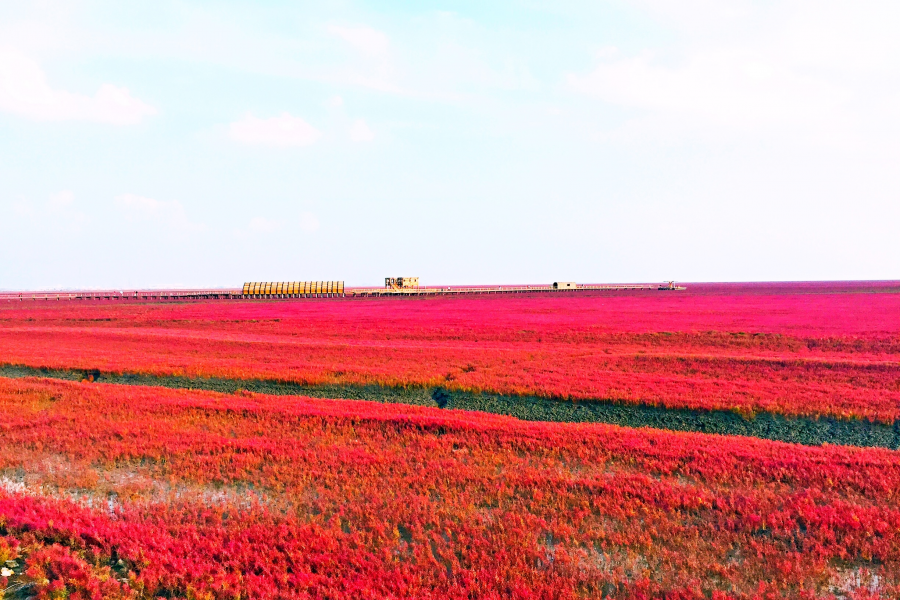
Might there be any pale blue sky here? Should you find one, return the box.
[1,1,898,289]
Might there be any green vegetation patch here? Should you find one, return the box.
[0,364,896,449]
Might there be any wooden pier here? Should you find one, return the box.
[345,283,682,297]
[0,289,244,302]
[0,283,684,303]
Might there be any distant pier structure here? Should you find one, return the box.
[348,279,686,297]
[1,279,685,302]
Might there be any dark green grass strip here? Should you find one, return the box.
[1,364,897,449]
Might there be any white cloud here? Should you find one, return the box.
[298,212,319,232]
[115,193,203,231]
[566,1,900,146]
[4,190,87,233]
[421,40,539,96]
[349,118,374,142]
[324,25,403,94]
[229,112,321,147]
[248,216,281,233]
[0,49,156,124]
[10,199,33,217]
[47,190,86,231]
[568,50,847,134]
[248,213,319,234]
[48,190,74,210]
[116,193,162,213]
[630,0,753,34]
[327,25,389,57]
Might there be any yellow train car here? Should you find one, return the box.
[242,281,345,298]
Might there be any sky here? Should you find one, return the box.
[1,0,898,289]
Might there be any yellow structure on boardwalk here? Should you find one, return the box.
[242,281,344,297]
[385,277,419,290]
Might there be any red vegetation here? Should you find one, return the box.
[1,282,900,421]
[0,376,898,599]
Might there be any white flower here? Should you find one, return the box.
[1,567,13,577]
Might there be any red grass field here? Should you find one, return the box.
[1,282,899,598]
[1,376,898,599]
[1,282,899,421]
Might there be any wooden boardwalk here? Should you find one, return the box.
[0,289,244,302]
[0,283,684,302]
[346,283,681,297]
